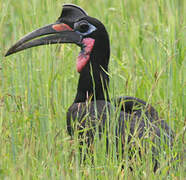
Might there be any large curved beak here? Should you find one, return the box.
[5,23,82,57]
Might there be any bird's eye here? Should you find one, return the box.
[79,23,89,32]
[75,21,89,33]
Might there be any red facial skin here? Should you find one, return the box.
[52,24,95,73]
[77,38,95,73]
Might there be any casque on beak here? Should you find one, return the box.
[5,4,88,57]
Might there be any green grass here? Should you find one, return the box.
[0,0,185,179]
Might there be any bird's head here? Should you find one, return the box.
[5,4,110,73]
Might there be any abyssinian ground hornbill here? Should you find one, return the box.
[5,4,174,171]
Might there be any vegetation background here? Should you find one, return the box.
[0,0,185,179]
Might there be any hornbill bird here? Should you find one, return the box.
[5,4,173,171]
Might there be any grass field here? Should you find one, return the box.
[0,0,185,179]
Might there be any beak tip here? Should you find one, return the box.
[5,48,15,57]
[5,50,11,57]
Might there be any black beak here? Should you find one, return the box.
[5,23,82,57]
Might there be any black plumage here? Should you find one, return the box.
[5,4,174,171]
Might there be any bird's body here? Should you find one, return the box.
[5,4,174,172]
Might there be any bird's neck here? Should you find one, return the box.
[74,29,110,103]
[74,64,110,103]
